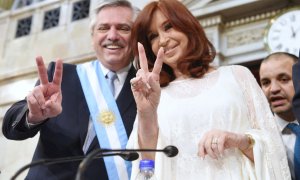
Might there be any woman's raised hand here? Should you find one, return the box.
[130,43,164,119]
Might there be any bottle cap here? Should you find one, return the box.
[139,159,155,169]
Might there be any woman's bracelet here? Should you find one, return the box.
[243,134,255,151]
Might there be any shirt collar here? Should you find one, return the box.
[100,62,131,85]
[275,114,298,132]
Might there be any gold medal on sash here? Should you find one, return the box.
[98,110,115,125]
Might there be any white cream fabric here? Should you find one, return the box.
[128,65,291,180]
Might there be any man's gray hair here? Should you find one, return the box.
[89,0,140,34]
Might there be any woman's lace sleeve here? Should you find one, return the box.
[232,65,291,180]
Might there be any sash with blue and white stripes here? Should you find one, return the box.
[76,60,131,180]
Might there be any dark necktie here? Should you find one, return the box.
[287,123,300,179]
[107,71,117,96]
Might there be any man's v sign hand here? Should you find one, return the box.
[26,56,63,124]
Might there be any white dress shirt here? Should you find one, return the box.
[100,62,131,98]
[275,114,298,179]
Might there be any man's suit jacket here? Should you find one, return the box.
[292,53,300,123]
[2,62,137,180]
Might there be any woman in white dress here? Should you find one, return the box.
[128,0,290,179]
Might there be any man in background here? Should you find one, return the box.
[2,1,139,179]
[259,52,298,180]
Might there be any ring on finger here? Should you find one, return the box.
[211,137,218,144]
[130,82,136,87]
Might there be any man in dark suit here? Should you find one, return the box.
[2,1,139,179]
[292,50,300,123]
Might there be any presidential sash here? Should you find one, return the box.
[77,60,131,180]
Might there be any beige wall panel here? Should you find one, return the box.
[0,134,38,180]
[0,77,37,104]
[2,19,92,75]
[221,19,270,65]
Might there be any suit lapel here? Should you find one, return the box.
[116,65,136,116]
[76,71,91,150]
[78,92,90,149]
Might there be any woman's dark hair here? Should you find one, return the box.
[131,0,216,87]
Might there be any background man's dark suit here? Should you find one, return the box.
[292,52,300,123]
[2,62,137,180]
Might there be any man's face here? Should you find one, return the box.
[259,56,295,116]
[92,6,133,71]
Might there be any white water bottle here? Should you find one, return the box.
[135,159,157,180]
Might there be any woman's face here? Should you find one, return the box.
[148,10,188,70]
